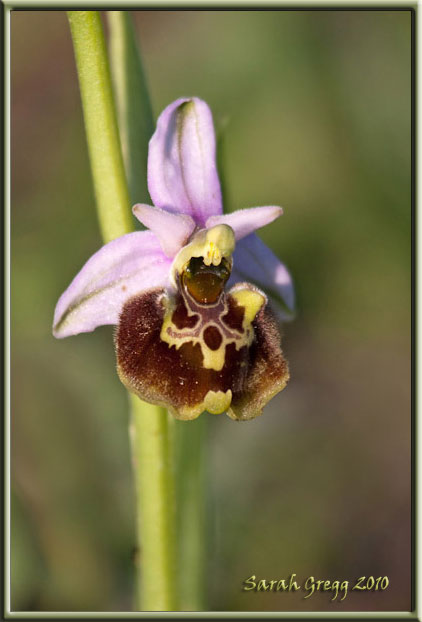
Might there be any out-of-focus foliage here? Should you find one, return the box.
[11,10,411,612]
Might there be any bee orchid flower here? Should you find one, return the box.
[53,97,294,421]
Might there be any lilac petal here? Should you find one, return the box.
[53,231,171,338]
[229,234,295,320]
[206,206,282,241]
[148,97,222,226]
[133,203,195,258]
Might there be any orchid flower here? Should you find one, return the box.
[53,97,294,421]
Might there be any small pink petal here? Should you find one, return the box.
[148,97,223,226]
[53,231,171,338]
[133,204,195,258]
[206,206,283,241]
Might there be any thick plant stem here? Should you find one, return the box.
[174,418,208,611]
[67,11,177,611]
[67,11,132,241]
[130,396,177,611]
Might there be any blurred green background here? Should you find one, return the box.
[11,9,411,612]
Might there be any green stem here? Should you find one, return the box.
[67,11,132,241]
[174,418,208,611]
[67,11,176,611]
[130,396,177,611]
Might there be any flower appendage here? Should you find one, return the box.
[53,97,294,421]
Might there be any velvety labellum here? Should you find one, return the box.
[115,275,289,420]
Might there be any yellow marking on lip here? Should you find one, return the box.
[160,319,229,372]
[230,288,265,325]
[204,389,232,414]
[175,389,233,420]
[159,292,241,373]
[160,286,266,373]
